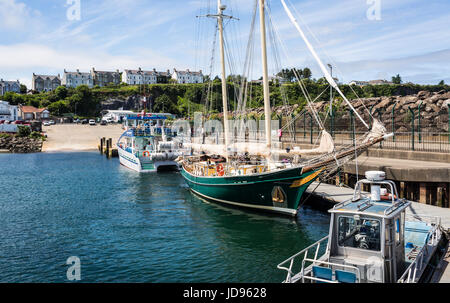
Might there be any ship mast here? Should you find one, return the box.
[217,0,230,155]
[259,0,272,148]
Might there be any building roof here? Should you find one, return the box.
[33,74,60,81]
[0,80,20,85]
[125,68,171,76]
[20,106,48,113]
[64,69,91,76]
[173,69,203,76]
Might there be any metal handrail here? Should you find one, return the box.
[397,224,442,283]
[277,236,329,283]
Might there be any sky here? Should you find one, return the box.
[0,0,449,89]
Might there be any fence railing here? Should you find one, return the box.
[280,130,450,153]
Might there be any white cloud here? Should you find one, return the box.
[0,0,41,30]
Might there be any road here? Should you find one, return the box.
[42,123,124,152]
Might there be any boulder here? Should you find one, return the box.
[417,91,431,99]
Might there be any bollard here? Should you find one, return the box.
[100,137,105,154]
[105,138,111,158]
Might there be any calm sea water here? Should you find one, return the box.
[0,152,330,283]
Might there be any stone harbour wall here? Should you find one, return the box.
[0,135,43,153]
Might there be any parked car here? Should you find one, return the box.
[81,119,88,124]
[89,119,96,126]
[74,119,80,124]
[43,121,51,126]
[49,120,56,125]
[100,120,107,125]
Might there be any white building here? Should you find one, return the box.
[0,101,18,121]
[101,110,136,123]
[0,80,21,96]
[172,69,203,84]
[62,69,94,88]
[122,68,172,85]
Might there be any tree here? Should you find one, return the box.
[20,84,27,94]
[392,74,402,84]
[48,100,70,116]
[154,94,172,113]
[67,85,99,116]
[54,86,68,100]
[438,80,445,85]
[302,68,312,79]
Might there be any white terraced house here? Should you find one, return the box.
[171,69,203,84]
[122,68,172,85]
[62,69,94,88]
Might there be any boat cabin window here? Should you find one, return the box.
[338,216,381,251]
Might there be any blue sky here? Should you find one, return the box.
[0,0,449,88]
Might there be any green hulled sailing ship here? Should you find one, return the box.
[180,0,391,216]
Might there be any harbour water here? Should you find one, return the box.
[0,152,329,283]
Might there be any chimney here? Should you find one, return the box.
[186,69,190,73]
[76,69,80,73]
[153,68,156,72]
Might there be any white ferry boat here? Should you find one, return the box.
[117,113,187,173]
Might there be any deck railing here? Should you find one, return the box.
[277,236,329,283]
[397,215,442,283]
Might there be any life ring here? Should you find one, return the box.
[216,163,225,177]
[143,151,150,157]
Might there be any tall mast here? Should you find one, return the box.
[217,0,230,153]
[259,0,271,148]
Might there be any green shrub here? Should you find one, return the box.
[17,125,31,137]
[30,131,44,139]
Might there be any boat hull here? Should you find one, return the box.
[118,146,180,173]
[181,165,322,216]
